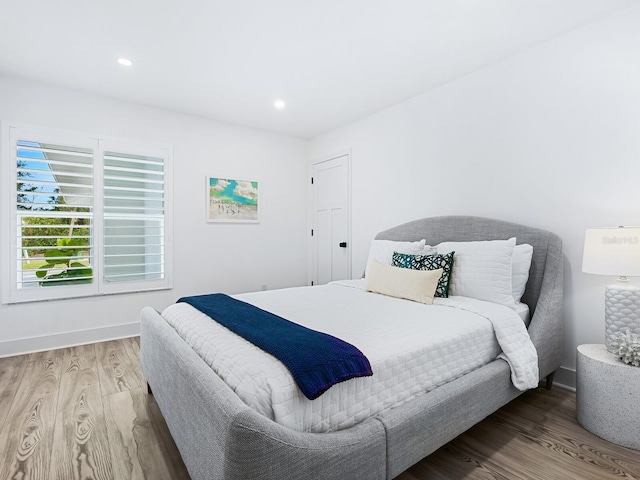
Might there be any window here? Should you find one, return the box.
[2,125,172,303]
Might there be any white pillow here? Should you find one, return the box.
[365,239,426,278]
[422,245,437,255]
[436,238,516,307]
[512,244,533,303]
[365,259,441,304]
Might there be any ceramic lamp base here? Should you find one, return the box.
[605,282,640,353]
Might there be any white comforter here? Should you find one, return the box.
[161,280,538,432]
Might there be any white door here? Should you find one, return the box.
[312,154,350,285]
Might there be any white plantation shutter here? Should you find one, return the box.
[16,140,95,290]
[3,125,172,304]
[103,151,166,283]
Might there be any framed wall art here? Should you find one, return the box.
[206,177,259,223]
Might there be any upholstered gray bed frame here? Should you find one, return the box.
[140,216,563,480]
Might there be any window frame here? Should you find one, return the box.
[2,123,173,304]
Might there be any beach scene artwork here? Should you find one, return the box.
[207,177,259,222]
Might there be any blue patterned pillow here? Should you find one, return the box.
[392,251,455,298]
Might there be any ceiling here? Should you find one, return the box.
[1,0,638,139]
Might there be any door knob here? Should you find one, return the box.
[339,242,347,248]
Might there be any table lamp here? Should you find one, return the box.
[582,226,640,352]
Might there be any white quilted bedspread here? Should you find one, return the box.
[161,280,538,433]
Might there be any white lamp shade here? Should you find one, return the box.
[582,227,640,276]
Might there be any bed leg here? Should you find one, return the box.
[545,372,555,390]
[147,382,153,395]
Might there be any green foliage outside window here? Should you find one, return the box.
[35,237,93,286]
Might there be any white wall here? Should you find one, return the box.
[0,76,309,356]
[310,6,640,382]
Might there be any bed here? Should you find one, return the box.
[140,215,563,480]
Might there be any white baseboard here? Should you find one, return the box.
[553,366,576,391]
[0,322,140,358]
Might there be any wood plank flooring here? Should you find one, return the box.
[1,338,639,479]
[0,338,188,480]
[397,384,640,480]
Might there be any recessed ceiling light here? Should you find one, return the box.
[117,58,133,67]
[274,100,286,109]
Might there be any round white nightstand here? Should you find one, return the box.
[576,344,640,450]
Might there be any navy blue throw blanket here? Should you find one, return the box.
[177,293,373,400]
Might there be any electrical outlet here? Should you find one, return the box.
[261,283,267,291]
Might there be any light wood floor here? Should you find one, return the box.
[1,338,638,480]
[0,337,189,480]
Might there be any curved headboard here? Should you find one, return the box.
[375,215,564,377]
